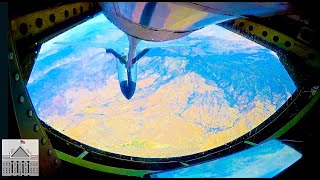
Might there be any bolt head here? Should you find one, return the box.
[9,52,14,60]
[34,124,39,132]
[48,149,52,156]
[41,138,46,145]
[14,73,19,81]
[19,96,24,103]
[28,110,33,117]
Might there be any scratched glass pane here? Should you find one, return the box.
[26,13,296,158]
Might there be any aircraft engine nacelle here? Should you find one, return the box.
[99,2,291,42]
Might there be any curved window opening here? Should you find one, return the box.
[27,13,296,158]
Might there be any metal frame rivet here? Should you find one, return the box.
[19,96,25,103]
[54,159,58,165]
[34,124,39,132]
[9,52,13,60]
[48,149,52,156]
[14,73,20,81]
[41,138,46,145]
[28,110,33,117]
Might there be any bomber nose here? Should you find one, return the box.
[122,89,134,100]
[120,80,136,100]
[124,94,133,100]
